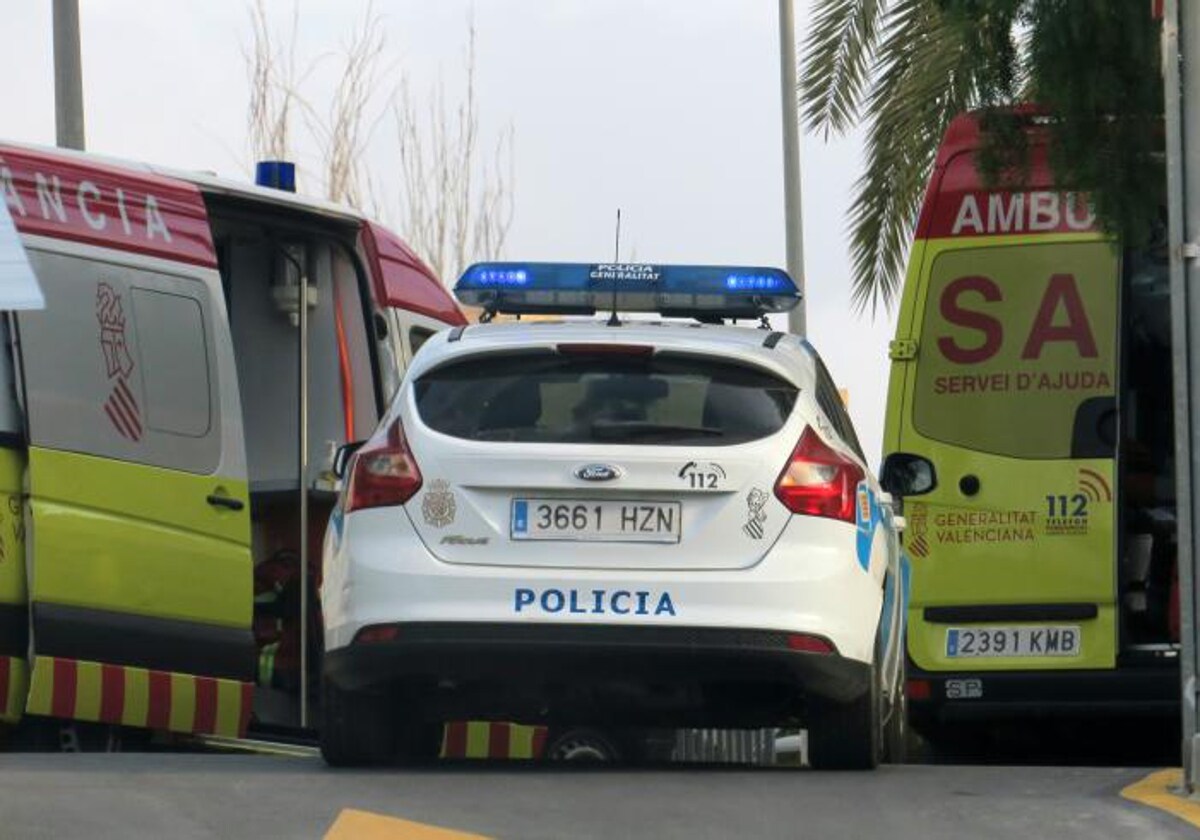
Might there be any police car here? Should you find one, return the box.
[319,263,910,769]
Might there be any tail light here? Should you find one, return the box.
[354,624,401,645]
[786,633,836,654]
[774,425,865,523]
[906,678,932,700]
[344,419,423,513]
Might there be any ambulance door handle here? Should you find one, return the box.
[206,493,245,512]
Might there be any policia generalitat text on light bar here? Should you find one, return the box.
[454,262,801,320]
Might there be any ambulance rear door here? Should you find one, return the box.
[5,150,256,737]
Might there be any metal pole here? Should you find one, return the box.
[779,0,806,335]
[299,266,310,730]
[1166,0,1200,791]
[52,0,85,150]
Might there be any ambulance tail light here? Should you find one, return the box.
[906,678,932,701]
[345,419,423,512]
[774,426,865,523]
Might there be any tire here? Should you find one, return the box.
[543,727,622,763]
[319,679,395,767]
[883,656,908,764]
[807,654,882,771]
[394,720,443,766]
[917,722,991,764]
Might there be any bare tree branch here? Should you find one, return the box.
[392,15,514,284]
[245,0,300,163]
[243,4,513,283]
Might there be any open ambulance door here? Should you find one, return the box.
[15,246,256,738]
[0,319,28,724]
[359,221,467,376]
[0,193,42,723]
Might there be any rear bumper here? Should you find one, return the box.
[324,621,870,726]
[321,504,885,666]
[907,658,1180,726]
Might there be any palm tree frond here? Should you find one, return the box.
[847,0,986,313]
[799,0,884,137]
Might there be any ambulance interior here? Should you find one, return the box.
[1119,234,1177,652]
[210,204,390,729]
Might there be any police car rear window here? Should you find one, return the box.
[414,350,797,446]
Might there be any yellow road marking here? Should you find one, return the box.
[324,809,492,840]
[1120,768,1200,830]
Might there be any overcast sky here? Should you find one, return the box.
[2,0,897,459]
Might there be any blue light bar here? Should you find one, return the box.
[455,262,801,319]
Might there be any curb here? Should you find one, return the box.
[1121,768,1200,830]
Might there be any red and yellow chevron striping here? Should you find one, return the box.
[25,655,253,738]
[0,655,30,723]
[440,721,547,760]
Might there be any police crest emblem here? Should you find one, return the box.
[422,479,457,528]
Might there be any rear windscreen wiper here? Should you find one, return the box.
[589,421,724,440]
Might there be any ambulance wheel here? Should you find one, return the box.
[807,655,882,771]
[319,680,394,767]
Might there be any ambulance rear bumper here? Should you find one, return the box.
[906,658,1179,726]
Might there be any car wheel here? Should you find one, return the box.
[807,652,882,771]
[883,657,908,764]
[319,679,395,767]
[393,719,443,766]
[544,727,622,763]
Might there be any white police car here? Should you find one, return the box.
[319,263,909,769]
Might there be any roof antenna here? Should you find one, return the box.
[607,208,621,327]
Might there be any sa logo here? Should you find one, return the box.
[938,273,1097,365]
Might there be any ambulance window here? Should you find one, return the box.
[410,327,435,356]
[131,289,211,437]
[912,242,1118,459]
[17,251,222,475]
[0,319,22,441]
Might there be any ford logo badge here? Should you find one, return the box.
[575,464,622,482]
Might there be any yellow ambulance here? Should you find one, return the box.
[881,109,1177,747]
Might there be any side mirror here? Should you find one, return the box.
[333,440,367,480]
[880,452,936,497]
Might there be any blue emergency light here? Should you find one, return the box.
[255,160,296,193]
[454,262,801,320]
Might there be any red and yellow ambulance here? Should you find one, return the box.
[0,141,464,740]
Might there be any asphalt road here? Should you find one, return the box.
[0,753,1192,840]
